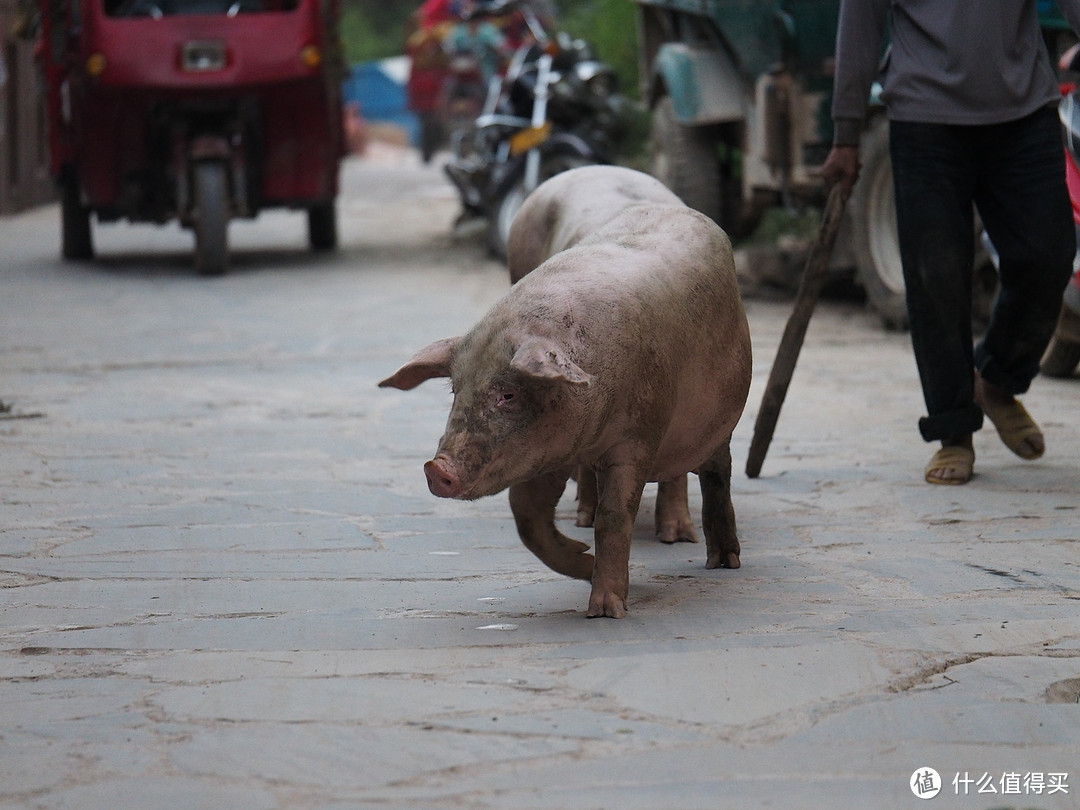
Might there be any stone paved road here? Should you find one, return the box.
[2,147,1079,810]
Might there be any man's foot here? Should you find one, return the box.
[925,437,975,485]
[974,372,1045,460]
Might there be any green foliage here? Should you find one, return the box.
[557,0,640,99]
[339,0,415,63]
[743,206,822,246]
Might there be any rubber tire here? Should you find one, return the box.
[419,112,443,164]
[193,161,229,276]
[1041,333,1080,377]
[650,96,722,226]
[489,180,530,262]
[308,202,338,251]
[849,118,908,330]
[61,175,94,261]
[487,155,593,261]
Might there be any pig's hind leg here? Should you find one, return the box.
[698,439,741,570]
[509,471,594,581]
[655,475,699,544]
[573,465,598,528]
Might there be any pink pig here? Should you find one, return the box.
[380,166,752,617]
[508,165,703,545]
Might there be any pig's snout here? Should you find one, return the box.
[424,455,463,498]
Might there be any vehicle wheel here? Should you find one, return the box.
[193,161,229,276]
[650,95,754,237]
[61,175,94,261]
[849,118,908,330]
[419,112,443,164]
[1041,333,1080,377]
[308,202,338,251]
[489,181,529,262]
[651,95,721,223]
[487,155,592,261]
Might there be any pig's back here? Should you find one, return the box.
[507,166,684,283]
[540,204,743,329]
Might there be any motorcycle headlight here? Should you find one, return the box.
[576,62,617,99]
[550,73,579,103]
[587,72,616,99]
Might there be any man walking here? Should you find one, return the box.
[824,0,1080,484]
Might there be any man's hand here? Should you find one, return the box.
[822,145,861,200]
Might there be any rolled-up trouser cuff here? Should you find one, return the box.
[974,346,1032,396]
[918,405,984,443]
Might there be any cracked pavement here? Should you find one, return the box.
[2,145,1079,809]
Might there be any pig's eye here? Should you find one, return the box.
[494,389,521,410]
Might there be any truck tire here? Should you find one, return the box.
[193,161,229,276]
[61,175,94,261]
[849,118,908,330]
[1041,331,1080,377]
[650,96,722,226]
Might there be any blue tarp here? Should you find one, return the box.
[342,58,420,146]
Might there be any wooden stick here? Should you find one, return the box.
[745,185,848,478]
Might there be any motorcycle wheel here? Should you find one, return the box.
[61,174,94,261]
[849,118,908,330]
[419,112,443,164]
[488,155,593,261]
[193,161,230,276]
[308,202,338,251]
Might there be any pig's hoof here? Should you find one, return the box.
[575,508,595,528]
[586,592,628,618]
[656,519,699,545]
[706,551,741,570]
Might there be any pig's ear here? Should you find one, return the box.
[510,338,592,386]
[378,337,459,390]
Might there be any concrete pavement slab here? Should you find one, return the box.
[2,147,1079,809]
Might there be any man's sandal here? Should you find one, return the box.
[979,398,1044,460]
[924,445,975,485]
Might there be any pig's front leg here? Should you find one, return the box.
[698,438,741,570]
[588,459,648,618]
[655,475,699,544]
[509,471,594,581]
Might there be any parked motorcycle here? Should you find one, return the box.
[443,0,634,259]
[438,47,489,145]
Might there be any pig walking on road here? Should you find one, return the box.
[508,166,702,545]
[380,166,752,617]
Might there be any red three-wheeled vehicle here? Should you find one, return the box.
[38,0,345,274]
